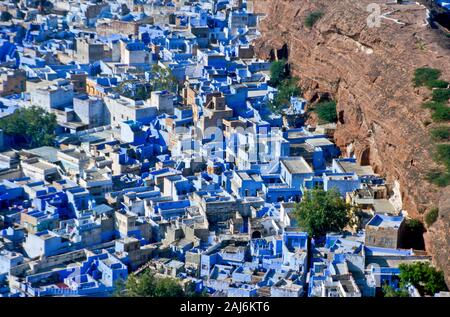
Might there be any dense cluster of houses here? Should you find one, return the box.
[0,0,437,297]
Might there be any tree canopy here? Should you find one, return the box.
[431,126,450,141]
[267,59,302,114]
[398,262,447,296]
[116,270,186,297]
[114,81,152,101]
[268,77,302,114]
[0,11,12,22]
[269,59,289,88]
[0,106,57,148]
[150,64,178,93]
[115,65,177,100]
[382,284,409,297]
[293,188,352,238]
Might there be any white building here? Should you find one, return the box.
[104,95,157,126]
[30,79,74,111]
[150,90,174,115]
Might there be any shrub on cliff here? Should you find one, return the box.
[305,11,323,28]
[431,105,450,122]
[428,80,449,89]
[425,207,439,227]
[269,59,289,87]
[422,101,442,110]
[0,11,12,22]
[413,67,442,88]
[431,126,450,141]
[432,88,450,103]
[428,145,450,186]
[423,100,450,122]
[314,100,337,123]
[426,170,450,187]
[435,144,450,169]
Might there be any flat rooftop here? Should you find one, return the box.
[373,199,397,215]
[281,158,313,174]
[337,160,375,176]
[237,171,263,182]
[26,147,60,163]
[305,138,334,147]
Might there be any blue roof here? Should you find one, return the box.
[367,214,404,228]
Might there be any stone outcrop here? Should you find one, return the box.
[252,0,450,283]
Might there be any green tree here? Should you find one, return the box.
[398,262,448,296]
[150,64,178,93]
[269,59,288,88]
[184,282,208,297]
[293,188,352,238]
[314,100,337,123]
[0,106,57,148]
[121,270,156,297]
[114,80,152,101]
[134,85,151,101]
[119,270,186,297]
[153,277,185,297]
[268,77,301,114]
[112,278,127,297]
[0,11,12,22]
[382,284,409,297]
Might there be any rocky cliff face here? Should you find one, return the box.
[252,0,450,283]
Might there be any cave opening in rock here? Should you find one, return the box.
[276,43,289,61]
[269,49,276,62]
[338,110,345,124]
[310,93,320,104]
[400,220,426,251]
[310,92,333,105]
[360,148,371,166]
